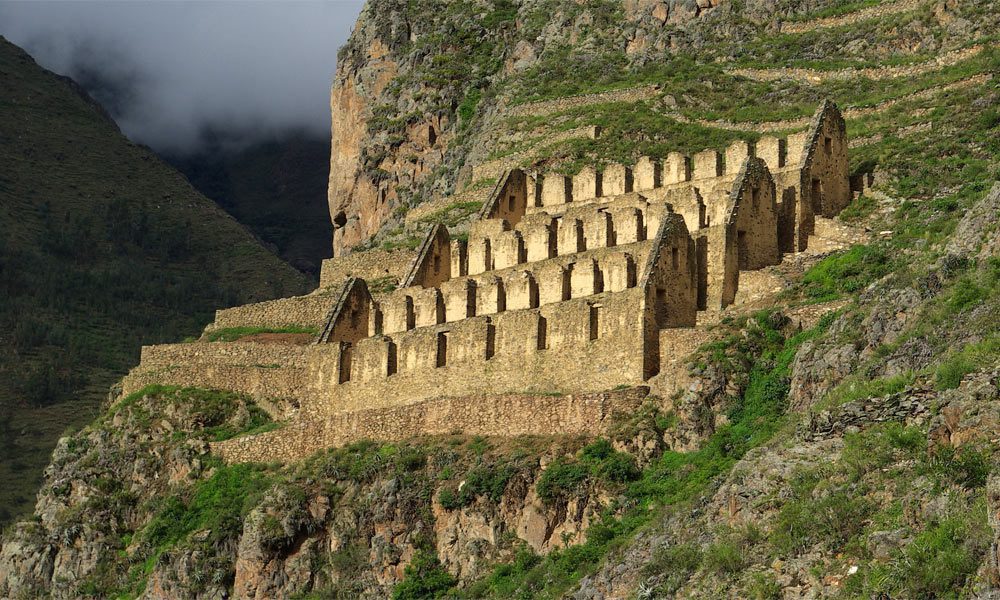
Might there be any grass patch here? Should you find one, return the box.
[800,244,894,301]
[934,333,1000,390]
[204,325,317,343]
[817,371,916,410]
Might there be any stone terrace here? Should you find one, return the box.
[120,102,853,463]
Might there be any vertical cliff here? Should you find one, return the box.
[325,0,729,256]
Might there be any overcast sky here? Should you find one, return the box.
[0,0,365,154]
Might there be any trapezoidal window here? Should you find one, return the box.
[589,304,601,341]
[485,322,496,359]
[435,332,448,368]
[386,340,398,376]
[737,230,749,270]
[811,178,823,212]
[338,343,353,383]
[655,288,669,328]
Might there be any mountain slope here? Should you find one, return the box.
[166,132,333,276]
[1,1,1000,598]
[0,36,313,524]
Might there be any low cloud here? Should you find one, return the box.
[0,1,364,154]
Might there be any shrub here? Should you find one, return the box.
[594,452,640,483]
[928,446,990,489]
[896,516,985,598]
[946,278,986,313]
[536,459,589,504]
[392,551,455,600]
[770,485,873,554]
[934,334,1000,390]
[642,543,702,595]
[745,572,782,600]
[702,540,745,575]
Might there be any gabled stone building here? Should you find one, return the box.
[121,102,851,462]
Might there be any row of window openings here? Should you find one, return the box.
[338,307,603,383]
[475,218,646,264]
[372,267,634,333]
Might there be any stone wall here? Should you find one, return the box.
[319,247,417,289]
[121,342,332,418]
[304,287,649,418]
[207,293,337,332]
[211,387,649,463]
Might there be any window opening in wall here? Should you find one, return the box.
[595,267,605,294]
[698,203,706,229]
[432,252,441,275]
[496,280,507,312]
[484,239,492,271]
[537,316,548,350]
[485,322,496,359]
[373,308,384,335]
[655,288,668,327]
[436,332,448,368]
[508,195,516,213]
[811,178,823,212]
[338,343,352,383]
[405,296,415,330]
[824,136,832,154]
[589,304,601,341]
[671,247,679,269]
[386,340,397,376]
[428,125,437,146]
[751,186,759,210]
[737,230,749,270]
[349,308,359,329]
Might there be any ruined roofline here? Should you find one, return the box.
[468,101,841,213]
[638,208,690,293]
[401,223,450,288]
[798,99,846,169]
[477,168,517,221]
[724,157,777,227]
[316,277,371,345]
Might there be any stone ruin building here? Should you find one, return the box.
[122,101,851,463]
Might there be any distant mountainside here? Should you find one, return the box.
[0,36,313,524]
[167,133,333,277]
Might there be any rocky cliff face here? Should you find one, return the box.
[325,0,727,255]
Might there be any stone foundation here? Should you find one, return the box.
[211,387,649,463]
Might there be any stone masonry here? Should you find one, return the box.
[121,102,851,463]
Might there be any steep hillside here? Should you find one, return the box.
[0,37,313,525]
[167,132,333,276]
[2,0,1000,598]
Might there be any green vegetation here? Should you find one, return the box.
[167,132,333,277]
[520,101,756,175]
[204,325,317,343]
[800,244,894,301]
[935,334,1000,390]
[416,201,484,227]
[392,550,457,599]
[462,311,831,597]
[0,38,310,524]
